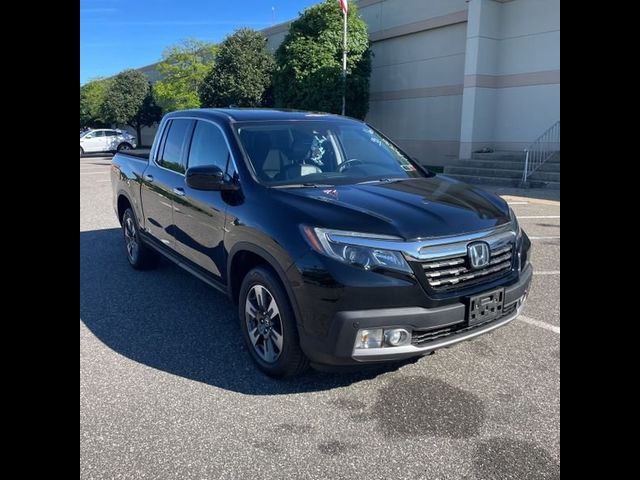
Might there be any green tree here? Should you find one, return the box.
[199,28,275,108]
[101,69,162,144]
[273,0,372,119]
[154,39,218,112]
[80,77,113,128]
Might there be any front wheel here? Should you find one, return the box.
[80,147,84,156]
[122,208,158,270]
[239,266,309,377]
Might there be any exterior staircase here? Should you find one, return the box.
[443,150,560,189]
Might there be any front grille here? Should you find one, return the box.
[420,244,514,291]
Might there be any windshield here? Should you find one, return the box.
[236,121,429,186]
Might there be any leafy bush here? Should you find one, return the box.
[273,0,371,119]
[199,28,275,108]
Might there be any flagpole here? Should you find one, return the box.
[341,3,347,116]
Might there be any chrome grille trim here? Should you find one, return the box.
[423,251,513,278]
[428,259,512,287]
[325,223,515,262]
[422,257,466,269]
[419,241,515,290]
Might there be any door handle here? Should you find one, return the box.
[143,174,154,182]
[173,187,185,196]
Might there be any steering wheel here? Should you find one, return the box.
[338,158,364,173]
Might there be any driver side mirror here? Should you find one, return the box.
[186,165,239,191]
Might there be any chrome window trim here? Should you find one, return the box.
[325,223,515,262]
[151,116,240,178]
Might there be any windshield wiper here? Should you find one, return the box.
[272,182,335,189]
[356,178,406,185]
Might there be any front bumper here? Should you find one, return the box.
[300,263,532,366]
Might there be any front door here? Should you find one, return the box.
[173,120,231,282]
[104,130,119,151]
[81,130,107,152]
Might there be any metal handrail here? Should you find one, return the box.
[522,120,560,183]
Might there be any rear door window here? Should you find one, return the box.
[158,119,193,174]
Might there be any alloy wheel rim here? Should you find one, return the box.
[245,284,284,363]
[124,215,139,262]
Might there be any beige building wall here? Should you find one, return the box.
[459,0,560,157]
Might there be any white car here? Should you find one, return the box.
[80,129,137,155]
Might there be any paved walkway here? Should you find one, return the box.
[476,185,560,205]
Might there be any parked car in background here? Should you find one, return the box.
[80,129,137,155]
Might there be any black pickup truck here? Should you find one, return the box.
[111,108,532,377]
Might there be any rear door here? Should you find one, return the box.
[139,118,194,249]
[173,120,231,281]
[104,130,119,151]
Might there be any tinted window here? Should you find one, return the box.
[105,130,118,137]
[94,131,105,138]
[187,121,229,171]
[159,119,192,174]
[236,121,427,186]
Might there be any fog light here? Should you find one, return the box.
[355,329,383,349]
[384,328,410,347]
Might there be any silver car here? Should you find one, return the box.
[80,129,137,155]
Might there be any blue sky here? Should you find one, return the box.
[80,0,321,84]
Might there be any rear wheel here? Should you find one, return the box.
[239,266,309,377]
[122,208,158,270]
[117,142,132,152]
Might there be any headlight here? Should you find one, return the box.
[509,207,522,239]
[301,226,412,274]
[509,207,531,270]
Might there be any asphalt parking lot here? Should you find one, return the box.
[80,156,560,479]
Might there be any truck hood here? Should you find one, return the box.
[274,176,510,240]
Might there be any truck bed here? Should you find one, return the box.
[119,148,150,160]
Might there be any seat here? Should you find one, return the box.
[274,137,323,181]
[262,149,287,179]
[246,133,273,181]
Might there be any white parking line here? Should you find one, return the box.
[81,172,110,175]
[96,180,111,183]
[507,201,529,205]
[519,215,560,219]
[519,315,560,334]
[529,236,560,240]
[533,271,560,275]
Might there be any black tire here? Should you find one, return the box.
[239,266,309,377]
[80,147,84,156]
[117,142,132,152]
[122,208,159,270]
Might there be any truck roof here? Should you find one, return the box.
[163,108,359,123]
